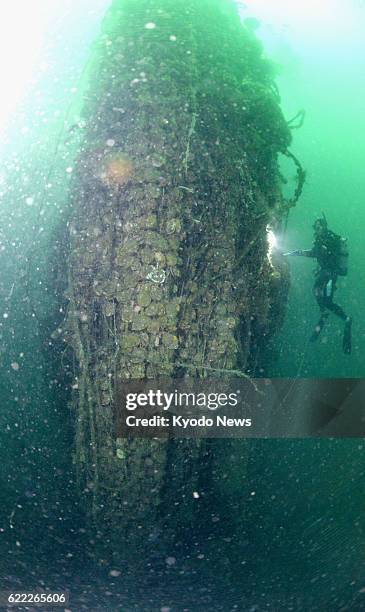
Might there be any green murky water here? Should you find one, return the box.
[257,1,365,377]
[0,2,364,610]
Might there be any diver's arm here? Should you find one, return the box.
[283,249,315,257]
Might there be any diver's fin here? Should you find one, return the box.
[310,314,328,342]
[343,317,352,354]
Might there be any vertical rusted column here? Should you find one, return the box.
[64,0,291,553]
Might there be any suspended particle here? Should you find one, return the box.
[165,557,176,566]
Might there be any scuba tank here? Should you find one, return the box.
[313,213,349,276]
[337,237,349,276]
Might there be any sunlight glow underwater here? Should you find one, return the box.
[0,3,47,131]
[0,0,109,135]
[0,0,362,133]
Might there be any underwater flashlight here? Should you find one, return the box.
[266,228,277,250]
[266,227,278,264]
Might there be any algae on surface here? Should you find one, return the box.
[62,0,295,557]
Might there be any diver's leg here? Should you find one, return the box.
[310,274,329,342]
[310,311,329,342]
[321,277,352,354]
[326,301,352,353]
[323,276,346,318]
[326,301,347,320]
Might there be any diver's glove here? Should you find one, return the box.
[282,250,304,257]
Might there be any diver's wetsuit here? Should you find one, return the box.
[290,228,352,353]
[302,231,347,321]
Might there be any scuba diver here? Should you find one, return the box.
[284,215,352,354]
